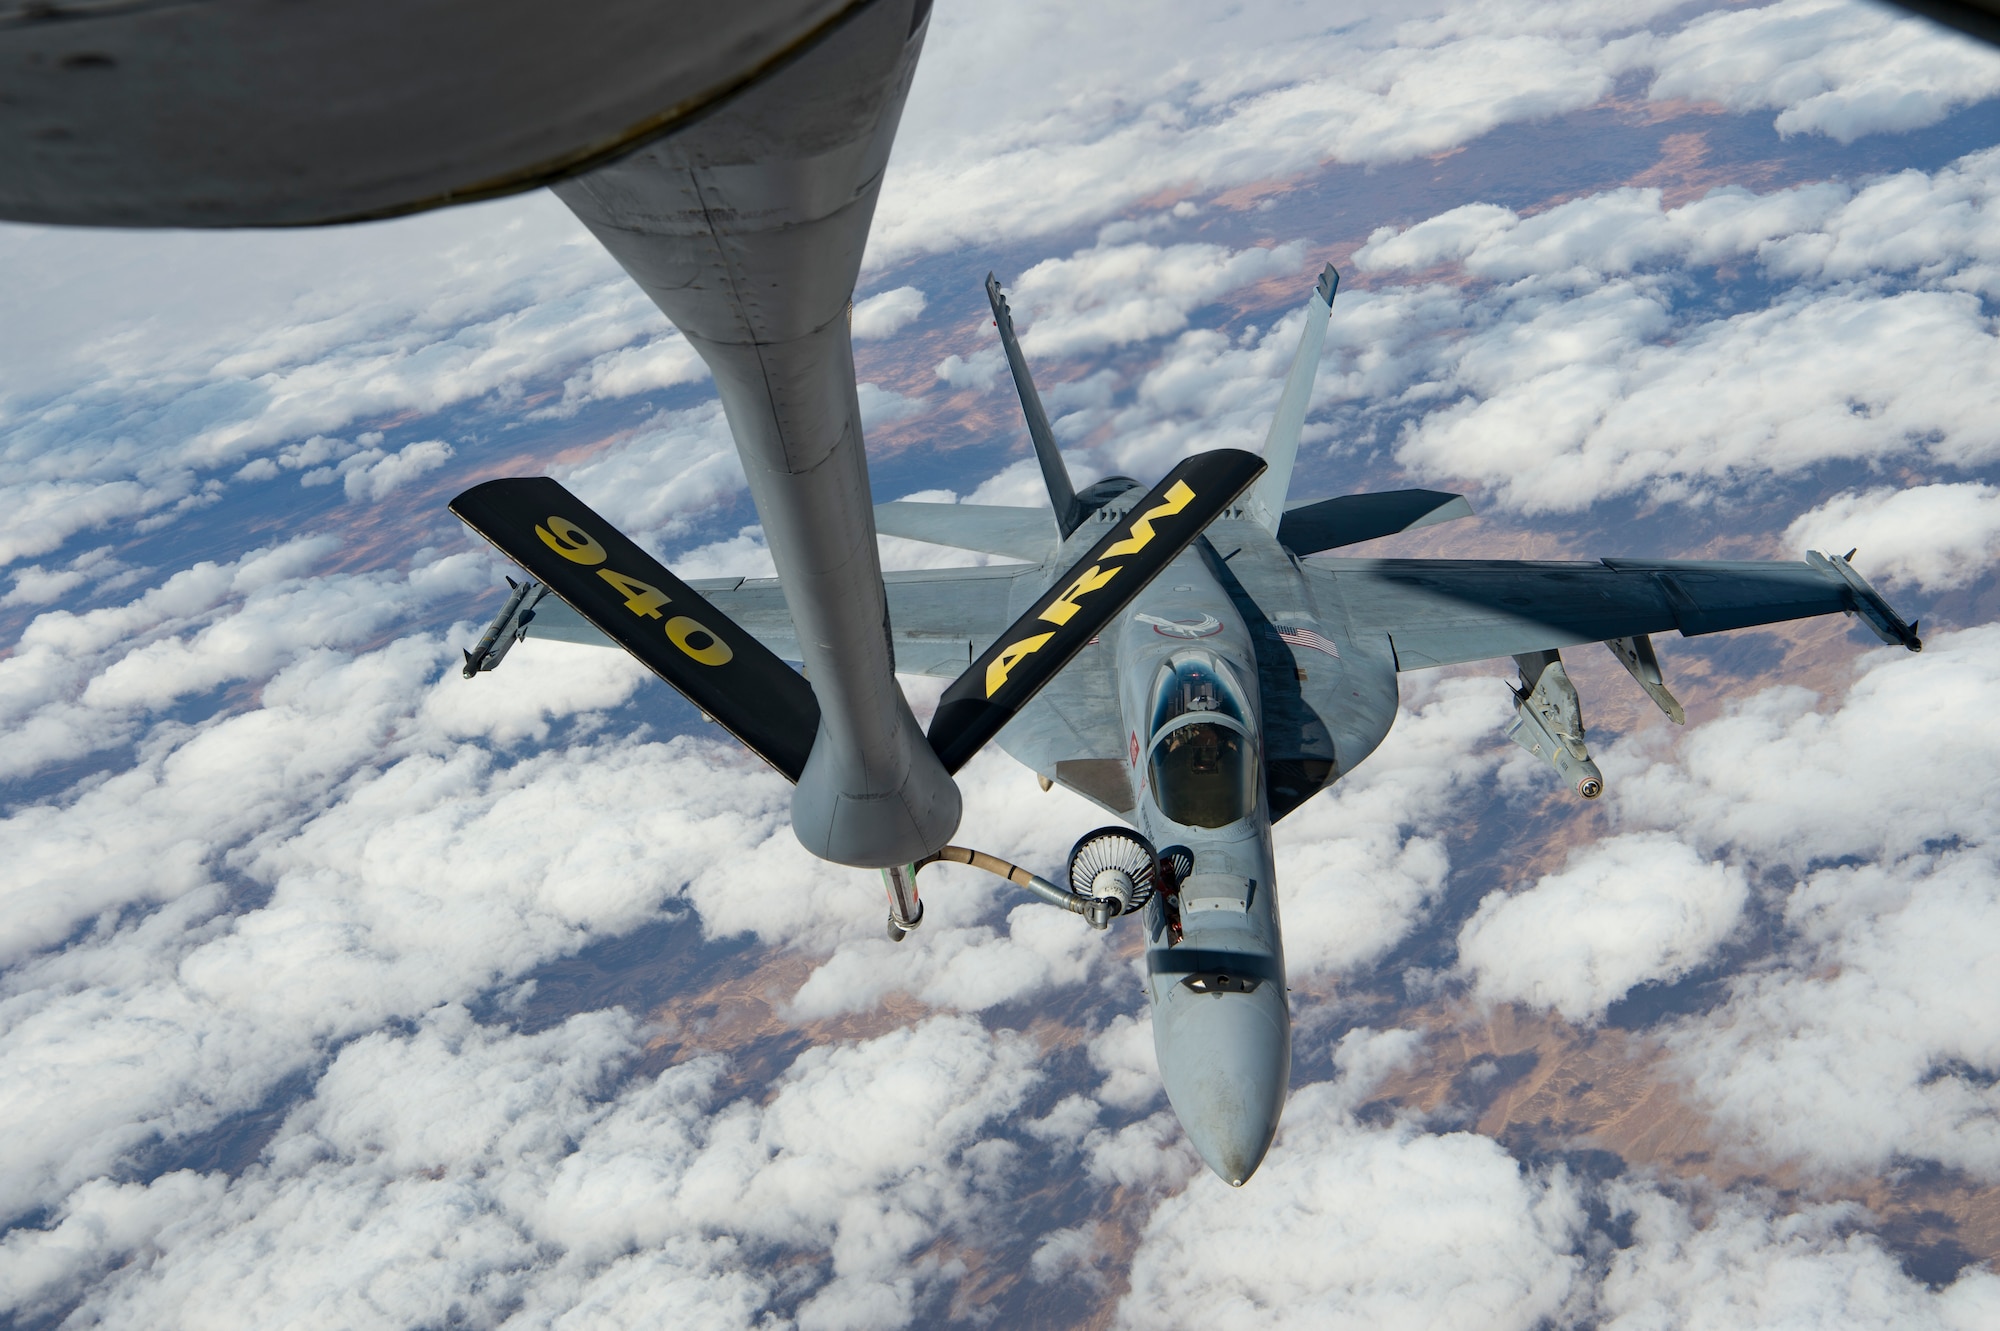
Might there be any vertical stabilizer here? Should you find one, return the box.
[986,273,1083,538]
[1246,264,1338,533]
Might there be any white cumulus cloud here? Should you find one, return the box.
[1457,833,1748,1023]
[1648,0,2000,143]
[1588,626,2000,1179]
[851,286,929,340]
[1786,481,2000,592]
[1117,1079,1586,1329]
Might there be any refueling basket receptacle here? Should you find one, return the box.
[880,827,1161,941]
[1067,826,1158,918]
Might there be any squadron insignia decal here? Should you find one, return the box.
[1138,612,1224,639]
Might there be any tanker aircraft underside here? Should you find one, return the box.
[453,263,1921,1185]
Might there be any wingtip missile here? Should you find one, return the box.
[1807,550,1923,652]
[461,577,547,678]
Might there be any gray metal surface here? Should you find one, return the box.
[1312,556,1859,670]
[462,580,547,677]
[551,0,956,867]
[0,0,869,226]
[1277,489,1472,555]
[1244,264,1337,532]
[1115,544,1291,1185]
[986,274,1084,537]
[1607,634,1686,724]
[525,564,1034,680]
[873,502,1059,562]
[997,643,1133,816]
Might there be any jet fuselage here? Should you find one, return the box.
[1023,500,1403,1183]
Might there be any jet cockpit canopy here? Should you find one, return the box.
[1147,654,1257,829]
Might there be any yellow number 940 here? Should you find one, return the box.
[536,516,606,565]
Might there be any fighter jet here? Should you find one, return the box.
[451,261,1922,1185]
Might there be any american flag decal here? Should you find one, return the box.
[1278,626,1340,659]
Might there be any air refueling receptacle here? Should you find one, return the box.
[1506,649,1603,799]
[882,828,1161,941]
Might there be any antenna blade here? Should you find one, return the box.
[1246,264,1338,533]
[986,272,1081,537]
[926,448,1266,773]
[451,477,822,779]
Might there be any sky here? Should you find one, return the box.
[6,0,2000,1325]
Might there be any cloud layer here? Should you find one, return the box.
[8,0,2000,1325]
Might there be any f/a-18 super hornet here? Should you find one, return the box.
[451,261,1922,1186]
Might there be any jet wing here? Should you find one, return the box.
[1310,553,1920,670]
[523,564,1042,678]
[874,501,1060,562]
[995,643,1135,816]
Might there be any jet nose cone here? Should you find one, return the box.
[1153,986,1290,1186]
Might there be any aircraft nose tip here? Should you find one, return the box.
[1181,1080,1281,1186]
[1154,988,1290,1186]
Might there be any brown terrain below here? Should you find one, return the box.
[1363,1002,2000,1275]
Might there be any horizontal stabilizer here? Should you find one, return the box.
[450,477,821,780]
[875,501,1060,563]
[927,448,1267,773]
[1279,489,1471,555]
